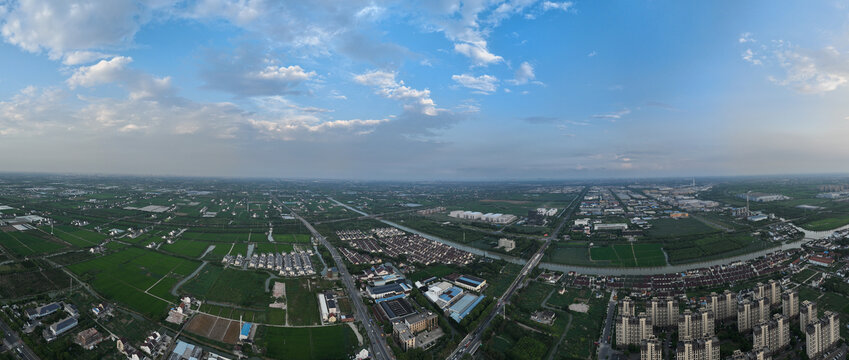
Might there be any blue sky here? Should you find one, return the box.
[0,0,848,180]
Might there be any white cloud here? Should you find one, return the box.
[592,108,631,120]
[200,47,316,97]
[67,56,134,88]
[771,46,849,94]
[62,51,114,65]
[742,39,849,94]
[587,50,597,57]
[66,56,175,100]
[354,70,438,115]
[452,74,498,93]
[541,1,574,12]
[741,48,762,65]
[454,41,503,66]
[253,65,315,81]
[0,86,71,136]
[509,61,536,85]
[0,0,170,58]
[738,32,755,43]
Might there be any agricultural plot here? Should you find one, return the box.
[545,243,593,266]
[0,230,66,257]
[161,239,214,258]
[589,244,665,267]
[663,232,769,264]
[180,265,270,308]
[68,247,199,318]
[185,314,242,344]
[647,218,717,238]
[182,231,252,242]
[283,278,321,325]
[801,215,849,231]
[272,233,311,243]
[0,268,70,298]
[259,325,357,360]
[49,225,107,247]
[254,242,296,253]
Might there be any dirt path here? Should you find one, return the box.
[348,322,364,346]
[547,313,574,360]
[171,261,208,297]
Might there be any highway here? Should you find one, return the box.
[447,188,586,360]
[0,316,39,360]
[272,196,394,360]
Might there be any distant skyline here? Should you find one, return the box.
[1,1,849,180]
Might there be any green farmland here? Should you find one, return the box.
[259,325,357,360]
[68,247,200,319]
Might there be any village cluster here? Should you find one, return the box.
[336,228,476,266]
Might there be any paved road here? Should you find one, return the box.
[597,291,618,360]
[447,187,586,360]
[447,241,551,360]
[0,316,39,360]
[272,195,394,360]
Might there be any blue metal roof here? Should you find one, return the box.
[241,323,252,336]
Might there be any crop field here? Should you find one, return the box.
[801,214,849,231]
[180,265,270,308]
[259,325,357,360]
[182,231,252,242]
[198,302,287,325]
[272,233,311,243]
[283,278,321,325]
[202,242,234,260]
[254,242,296,253]
[68,247,199,318]
[589,243,666,267]
[0,230,66,257]
[161,239,214,258]
[545,243,593,266]
[147,275,179,300]
[647,218,717,238]
[663,232,770,264]
[0,267,70,298]
[50,225,107,247]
